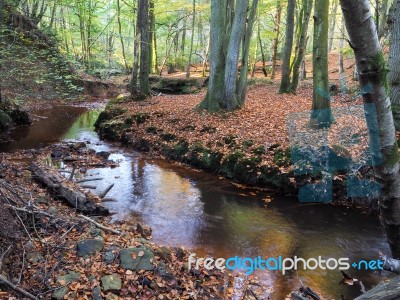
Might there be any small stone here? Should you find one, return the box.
[56,271,80,284]
[101,274,122,292]
[77,239,104,257]
[36,196,48,204]
[27,252,43,263]
[120,247,155,271]
[96,151,111,159]
[93,286,102,300]
[48,206,57,215]
[52,286,68,300]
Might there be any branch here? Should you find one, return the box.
[78,214,121,235]
[0,275,38,300]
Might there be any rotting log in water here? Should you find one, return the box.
[29,163,109,216]
[354,276,400,300]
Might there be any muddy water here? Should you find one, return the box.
[0,104,394,299]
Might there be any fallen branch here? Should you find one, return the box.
[76,177,103,183]
[0,275,38,300]
[80,185,97,189]
[29,163,109,216]
[78,214,121,235]
[69,165,76,181]
[100,183,114,199]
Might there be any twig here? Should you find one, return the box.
[69,165,76,181]
[76,177,103,183]
[80,185,96,189]
[17,247,25,284]
[99,183,114,199]
[78,214,121,235]
[0,245,12,270]
[0,275,38,300]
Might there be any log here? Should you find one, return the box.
[29,163,109,216]
[380,254,400,274]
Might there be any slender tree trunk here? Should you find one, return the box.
[49,0,57,29]
[341,0,400,259]
[310,0,333,128]
[149,0,158,74]
[379,0,389,39]
[223,0,249,110]
[237,0,258,103]
[130,8,140,94]
[291,0,313,93]
[117,0,129,73]
[338,16,345,74]
[186,0,196,79]
[198,0,227,111]
[258,13,267,77]
[271,0,282,79]
[202,37,210,77]
[328,0,338,52]
[279,0,296,93]
[388,0,400,130]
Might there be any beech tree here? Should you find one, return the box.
[278,0,295,93]
[199,0,258,111]
[388,0,400,130]
[341,0,400,258]
[310,0,333,128]
[130,0,150,96]
[270,0,282,80]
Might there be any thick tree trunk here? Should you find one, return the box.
[388,0,400,130]
[310,0,333,128]
[223,0,249,110]
[341,0,400,258]
[279,0,296,93]
[271,0,282,79]
[291,0,313,93]
[237,0,258,103]
[198,0,227,111]
[138,0,150,95]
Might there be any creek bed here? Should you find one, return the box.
[0,103,394,299]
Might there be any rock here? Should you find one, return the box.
[103,246,118,264]
[93,286,102,300]
[56,271,80,284]
[27,251,43,263]
[72,142,86,150]
[52,286,68,300]
[101,274,122,292]
[136,223,152,239]
[155,246,172,261]
[36,196,48,204]
[51,149,63,159]
[96,151,111,159]
[47,206,57,215]
[120,247,155,271]
[0,110,12,131]
[77,239,104,256]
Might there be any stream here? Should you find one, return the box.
[0,103,393,299]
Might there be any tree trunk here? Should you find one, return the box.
[310,0,333,128]
[338,16,345,74]
[223,0,249,110]
[149,0,158,74]
[186,0,196,79]
[271,0,282,79]
[138,0,150,95]
[388,0,400,130]
[117,0,129,74]
[379,0,390,39]
[341,0,400,259]
[237,0,258,103]
[291,0,313,93]
[198,0,227,111]
[130,9,140,94]
[328,0,338,52]
[279,0,296,93]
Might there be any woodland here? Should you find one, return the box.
[1,0,400,299]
